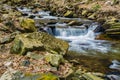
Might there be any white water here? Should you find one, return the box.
[55,23,112,53]
[109,60,120,70]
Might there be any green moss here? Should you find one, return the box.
[20,18,37,32]
[37,73,59,80]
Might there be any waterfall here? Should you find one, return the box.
[55,23,98,41]
[55,27,87,37]
[55,23,112,53]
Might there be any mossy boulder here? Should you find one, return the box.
[37,73,59,80]
[10,32,69,55]
[45,53,64,67]
[20,18,37,32]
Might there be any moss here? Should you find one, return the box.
[20,18,37,32]
[10,32,69,55]
[37,73,59,80]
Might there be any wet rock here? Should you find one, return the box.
[10,32,69,55]
[28,15,36,19]
[19,18,37,32]
[45,53,64,67]
[64,10,73,18]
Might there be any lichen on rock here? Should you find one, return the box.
[10,32,69,55]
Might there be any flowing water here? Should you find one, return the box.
[55,23,119,54]
[18,7,120,77]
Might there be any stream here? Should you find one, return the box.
[18,7,120,79]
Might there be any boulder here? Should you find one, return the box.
[0,32,18,44]
[0,68,23,80]
[82,73,104,80]
[45,53,64,67]
[20,18,37,32]
[37,73,59,80]
[26,52,44,60]
[10,32,69,55]
[0,69,59,80]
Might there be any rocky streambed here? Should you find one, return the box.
[0,0,120,80]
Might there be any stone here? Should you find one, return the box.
[88,13,96,20]
[10,32,43,55]
[68,21,83,26]
[82,72,104,80]
[26,52,44,60]
[105,1,113,6]
[82,10,88,16]
[0,32,17,44]
[0,68,23,80]
[45,53,64,67]
[105,22,120,39]
[64,10,73,17]
[21,60,30,67]
[19,18,37,32]
[10,32,69,55]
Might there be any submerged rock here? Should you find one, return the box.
[10,32,69,55]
